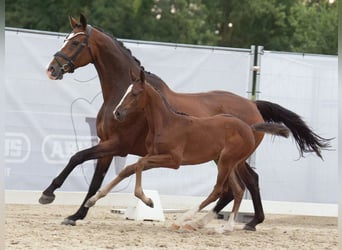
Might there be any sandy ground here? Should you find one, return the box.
[5,204,337,250]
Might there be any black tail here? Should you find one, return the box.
[252,123,290,138]
[255,100,332,159]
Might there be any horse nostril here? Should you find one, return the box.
[114,110,120,119]
[48,66,55,73]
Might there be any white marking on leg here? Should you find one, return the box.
[175,207,198,226]
[215,212,236,233]
[195,210,216,228]
[224,212,236,231]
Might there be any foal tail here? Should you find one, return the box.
[255,100,332,159]
[252,123,290,138]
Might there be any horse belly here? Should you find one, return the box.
[181,132,223,165]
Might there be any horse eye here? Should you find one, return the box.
[71,41,80,46]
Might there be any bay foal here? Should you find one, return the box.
[86,70,289,229]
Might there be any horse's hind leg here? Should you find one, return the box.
[215,172,244,233]
[175,157,235,229]
[240,162,264,231]
[193,170,245,230]
[210,162,264,231]
[62,155,113,225]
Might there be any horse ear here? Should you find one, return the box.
[80,14,87,29]
[69,16,79,29]
[140,70,145,84]
[130,69,138,82]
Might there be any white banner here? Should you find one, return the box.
[5,29,337,203]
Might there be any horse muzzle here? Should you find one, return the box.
[46,64,64,80]
[113,109,127,122]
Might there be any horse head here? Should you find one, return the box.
[114,70,147,122]
[46,14,94,80]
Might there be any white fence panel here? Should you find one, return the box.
[5,29,338,204]
[256,52,338,203]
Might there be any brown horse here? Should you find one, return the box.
[42,14,331,230]
[85,70,289,231]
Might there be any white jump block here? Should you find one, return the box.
[124,190,165,221]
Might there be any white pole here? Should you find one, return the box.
[246,45,263,199]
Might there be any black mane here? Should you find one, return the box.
[92,25,165,87]
[93,26,142,67]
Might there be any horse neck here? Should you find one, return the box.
[144,84,179,131]
[91,30,141,104]
[145,73,172,94]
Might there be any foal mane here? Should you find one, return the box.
[148,83,189,117]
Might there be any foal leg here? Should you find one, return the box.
[133,154,179,207]
[85,162,140,208]
[192,173,235,228]
[198,161,236,211]
[191,170,244,232]
[86,154,179,208]
[215,172,244,233]
[175,158,235,229]
[210,162,263,231]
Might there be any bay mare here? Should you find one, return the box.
[85,70,290,231]
[42,14,331,230]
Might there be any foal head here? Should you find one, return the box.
[114,70,147,122]
[46,14,94,80]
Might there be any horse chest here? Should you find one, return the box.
[96,105,118,139]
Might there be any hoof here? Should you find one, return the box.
[215,225,234,234]
[243,224,256,231]
[183,224,197,231]
[146,198,154,208]
[61,218,76,226]
[38,193,55,204]
[214,226,226,234]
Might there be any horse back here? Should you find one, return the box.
[164,90,263,126]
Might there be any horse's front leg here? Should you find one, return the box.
[134,154,179,207]
[62,155,113,225]
[39,140,118,205]
[85,162,139,207]
[86,154,179,208]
